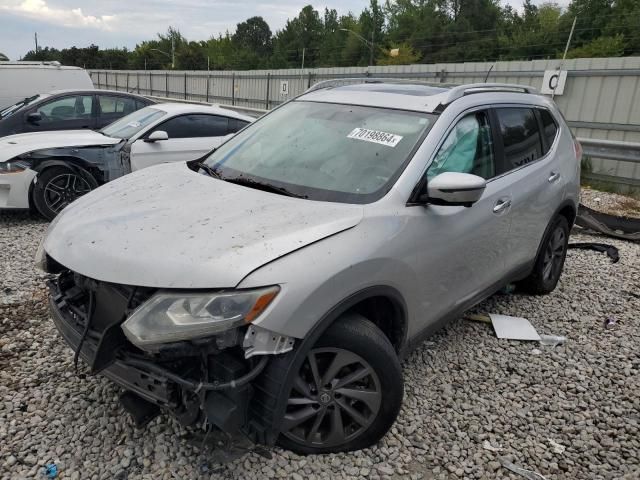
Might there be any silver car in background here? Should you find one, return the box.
[39,80,581,454]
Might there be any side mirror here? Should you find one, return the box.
[422,172,486,207]
[26,112,42,124]
[145,130,168,142]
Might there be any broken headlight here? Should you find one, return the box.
[121,286,279,348]
[0,159,32,174]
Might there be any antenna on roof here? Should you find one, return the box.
[484,64,495,83]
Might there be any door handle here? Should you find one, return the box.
[548,172,560,183]
[493,198,512,213]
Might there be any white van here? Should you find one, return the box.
[0,61,93,110]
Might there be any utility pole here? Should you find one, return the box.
[301,47,305,70]
[553,15,577,99]
[34,32,38,55]
[370,29,374,66]
[171,36,175,69]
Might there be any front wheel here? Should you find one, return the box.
[276,314,404,454]
[32,166,97,220]
[518,215,569,295]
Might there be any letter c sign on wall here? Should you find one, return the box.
[541,70,568,95]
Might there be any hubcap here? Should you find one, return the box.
[44,173,92,213]
[542,226,566,282]
[282,348,382,448]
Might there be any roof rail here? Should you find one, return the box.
[442,82,538,104]
[305,77,458,93]
[304,78,539,113]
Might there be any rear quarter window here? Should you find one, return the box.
[539,109,559,154]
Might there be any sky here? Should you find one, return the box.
[0,0,562,60]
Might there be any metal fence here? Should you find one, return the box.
[90,57,640,193]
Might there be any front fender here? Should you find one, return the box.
[237,223,416,342]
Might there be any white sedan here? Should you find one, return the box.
[0,103,254,219]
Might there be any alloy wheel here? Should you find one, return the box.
[44,173,92,213]
[542,226,566,282]
[282,347,382,448]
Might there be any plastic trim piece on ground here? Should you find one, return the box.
[575,204,640,242]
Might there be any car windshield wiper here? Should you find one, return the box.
[192,161,223,179]
[224,177,308,199]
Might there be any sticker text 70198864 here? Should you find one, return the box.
[347,128,403,148]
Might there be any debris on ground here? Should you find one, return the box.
[482,440,503,452]
[568,242,620,262]
[499,457,548,480]
[574,204,640,241]
[42,463,58,478]
[490,314,541,341]
[538,334,567,347]
[547,438,566,454]
[464,313,492,323]
[498,283,516,294]
[604,316,617,328]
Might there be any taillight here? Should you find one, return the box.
[573,139,582,160]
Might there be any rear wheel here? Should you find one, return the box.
[276,314,403,454]
[518,215,569,294]
[32,166,97,220]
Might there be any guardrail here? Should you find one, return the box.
[578,137,640,190]
[578,138,640,164]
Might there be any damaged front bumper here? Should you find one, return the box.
[47,270,285,445]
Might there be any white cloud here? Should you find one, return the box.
[1,0,116,30]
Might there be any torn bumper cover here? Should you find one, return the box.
[47,271,283,443]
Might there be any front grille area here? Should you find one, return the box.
[50,270,156,371]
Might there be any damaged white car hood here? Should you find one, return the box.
[44,162,364,288]
[0,130,120,161]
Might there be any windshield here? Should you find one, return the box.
[204,101,435,203]
[100,107,166,139]
[0,94,43,119]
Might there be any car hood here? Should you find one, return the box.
[44,162,364,288]
[0,130,120,161]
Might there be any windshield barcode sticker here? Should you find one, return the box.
[347,128,403,147]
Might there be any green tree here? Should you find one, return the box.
[233,16,272,56]
[566,34,625,58]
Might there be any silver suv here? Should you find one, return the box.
[39,80,581,454]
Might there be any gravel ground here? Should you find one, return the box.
[1,195,639,480]
[581,187,640,218]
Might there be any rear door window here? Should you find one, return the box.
[153,114,229,138]
[97,95,138,127]
[98,95,137,115]
[495,108,543,172]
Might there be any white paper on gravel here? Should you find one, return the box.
[489,314,541,341]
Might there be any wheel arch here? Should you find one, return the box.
[29,157,101,208]
[312,286,409,357]
[520,199,575,284]
[249,285,409,446]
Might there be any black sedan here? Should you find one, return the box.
[0,89,154,137]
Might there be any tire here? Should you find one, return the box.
[32,165,97,221]
[517,215,569,295]
[272,314,404,454]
